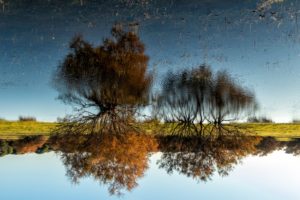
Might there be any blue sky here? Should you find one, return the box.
[1,151,300,199]
[0,0,300,122]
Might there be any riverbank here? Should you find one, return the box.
[1,121,300,139]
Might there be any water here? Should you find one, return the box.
[0,150,299,200]
[1,2,300,199]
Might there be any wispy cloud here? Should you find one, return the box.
[257,0,285,11]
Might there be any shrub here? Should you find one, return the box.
[247,116,273,123]
[0,141,14,156]
[18,116,37,122]
[56,117,69,123]
[292,119,300,124]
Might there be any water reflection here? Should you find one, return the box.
[1,1,300,199]
[1,132,300,196]
[50,132,157,195]
[157,134,261,182]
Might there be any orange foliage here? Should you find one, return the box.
[52,132,157,195]
[14,136,47,154]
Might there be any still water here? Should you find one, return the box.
[0,150,299,200]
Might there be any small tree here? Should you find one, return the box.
[155,65,213,136]
[18,116,37,122]
[248,116,273,123]
[53,25,152,134]
[156,65,257,135]
[209,70,257,125]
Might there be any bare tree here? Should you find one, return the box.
[155,64,213,136]
[155,65,257,136]
[208,70,257,125]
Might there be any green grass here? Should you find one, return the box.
[1,121,300,139]
[236,123,300,139]
[0,121,58,139]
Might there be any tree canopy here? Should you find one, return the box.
[53,25,153,133]
[155,64,257,135]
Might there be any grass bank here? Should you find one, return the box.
[0,121,58,139]
[1,121,300,139]
[233,123,300,140]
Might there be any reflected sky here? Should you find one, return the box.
[1,0,300,121]
[0,133,300,199]
[0,151,299,200]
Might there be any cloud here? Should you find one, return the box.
[257,0,285,11]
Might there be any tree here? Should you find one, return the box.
[53,25,153,134]
[209,70,257,125]
[52,132,157,195]
[157,134,261,182]
[155,65,213,136]
[155,65,257,136]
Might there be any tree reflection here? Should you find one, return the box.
[285,138,300,156]
[156,133,262,182]
[48,129,273,195]
[3,133,300,195]
[254,136,284,156]
[50,132,157,195]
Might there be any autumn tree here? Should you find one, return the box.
[52,132,157,195]
[53,25,152,134]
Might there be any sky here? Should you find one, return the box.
[1,0,300,122]
[1,151,300,199]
